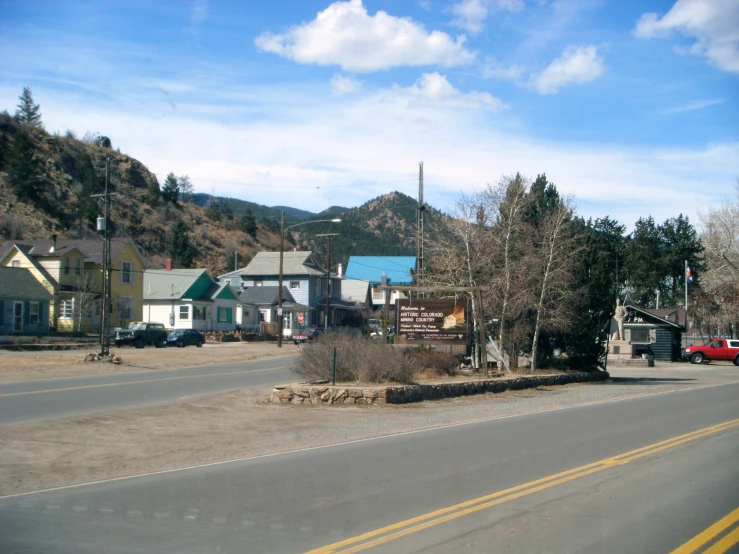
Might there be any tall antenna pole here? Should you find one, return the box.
[104,158,112,355]
[417,162,425,293]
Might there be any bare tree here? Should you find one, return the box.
[73,269,98,333]
[483,174,533,369]
[426,192,494,369]
[530,197,581,370]
[698,184,739,337]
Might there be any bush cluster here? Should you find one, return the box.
[291,333,420,384]
[410,348,460,377]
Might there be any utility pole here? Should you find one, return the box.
[92,157,116,356]
[417,162,425,294]
[278,212,285,348]
[316,233,339,330]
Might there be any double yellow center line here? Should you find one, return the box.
[307,418,739,554]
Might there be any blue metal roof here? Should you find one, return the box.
[344,256,416,285]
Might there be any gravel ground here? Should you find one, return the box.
[1,362,737,496]
[0,342,298,382]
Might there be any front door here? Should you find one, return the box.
[13,302,23,332]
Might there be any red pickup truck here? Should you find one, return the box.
[684,339,739,365]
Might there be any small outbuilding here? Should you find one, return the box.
[611,305,685,361]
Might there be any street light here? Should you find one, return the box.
[278,214,341,347]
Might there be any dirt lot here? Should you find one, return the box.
[0,342,299,382]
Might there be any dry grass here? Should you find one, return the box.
[291,334,420,384]
[0,342,298,382]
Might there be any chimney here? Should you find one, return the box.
[165,259,173,271]
[50,234,57,253]
[337,263,343,278]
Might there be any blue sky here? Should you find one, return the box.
[0,0,737,227]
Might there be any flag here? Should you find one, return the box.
[686,265,693,284]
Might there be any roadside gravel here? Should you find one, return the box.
[0,342,298,382]
[1,362,737,496]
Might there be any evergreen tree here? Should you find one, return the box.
[6,130,44,201]
[147,175,161,207]
[161,172,180,203]
[14,87,43,128]
[206,200,222,222]
[240,210,258,238]
[221,201,234,220]
[166,220,194,268]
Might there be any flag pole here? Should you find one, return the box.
[685,260,688,313]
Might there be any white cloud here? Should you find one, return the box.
[1,78,734,229]
[532,45,604,94]
[393,72,506,110]
[659,98,727,114]
[450,0,524,34]
[482,57,525,81]
[254,0,475,72]
[634,0,739,73]
[331,73,363,95]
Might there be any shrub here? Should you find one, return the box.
[409,348,460,377]
[291,333,420,384]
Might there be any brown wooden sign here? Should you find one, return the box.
[395,299,469,345]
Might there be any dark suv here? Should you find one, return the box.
[166,329,206,348]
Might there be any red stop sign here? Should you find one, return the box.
[298,313,304,324]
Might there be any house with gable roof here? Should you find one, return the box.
[344,256,416,308]
[0,236,146,332]
[142,265,239,332]
[0,267,54,335]
[219,251,349,335]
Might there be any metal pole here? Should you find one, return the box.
[104,157,111,356]
[277,212,284,348]
[325,236,331,330]
[332,347,337,385]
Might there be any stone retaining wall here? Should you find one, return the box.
[270,371,609,406]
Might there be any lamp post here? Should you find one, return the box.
[278,214,341,347]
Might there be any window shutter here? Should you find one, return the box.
[0,299,4,325]
[227,308,232,324]
[131,262,135,285]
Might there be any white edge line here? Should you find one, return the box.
[1,380,737,500]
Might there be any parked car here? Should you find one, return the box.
[684,338,739,365]
[167,329,206,348]
[293,327,324,345]
[370,326,395,341]
[114,322,168,348]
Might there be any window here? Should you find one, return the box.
[75,259,81,275]
[290,281,300,289]
[118,296,133,321]
[316,278,322,295]
[217,307,232,323]
[63,258,70,274]
[712,340,724,348]
[11,259,21,268]
[120,261,134,284]
[259,310,267,322]
[193,306,206,320]
[60,299,74,319]
[179,305,190,320]
[29,302,40,325]
[631,329,649,343]
[254,279,263,287]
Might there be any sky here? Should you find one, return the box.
[0,0,737,228]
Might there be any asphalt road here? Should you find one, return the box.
[0,355,297,424]
[1,379,737,553]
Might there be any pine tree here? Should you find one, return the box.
[14,87,43,128]
[161,172,180,203]
[6,130,44,201]
[206,200,222,222]
[240,210,258,238]
[166,220,194,268]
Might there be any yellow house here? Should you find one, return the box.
[0,236,146,333]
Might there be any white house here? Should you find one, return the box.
[143,267,239,332]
